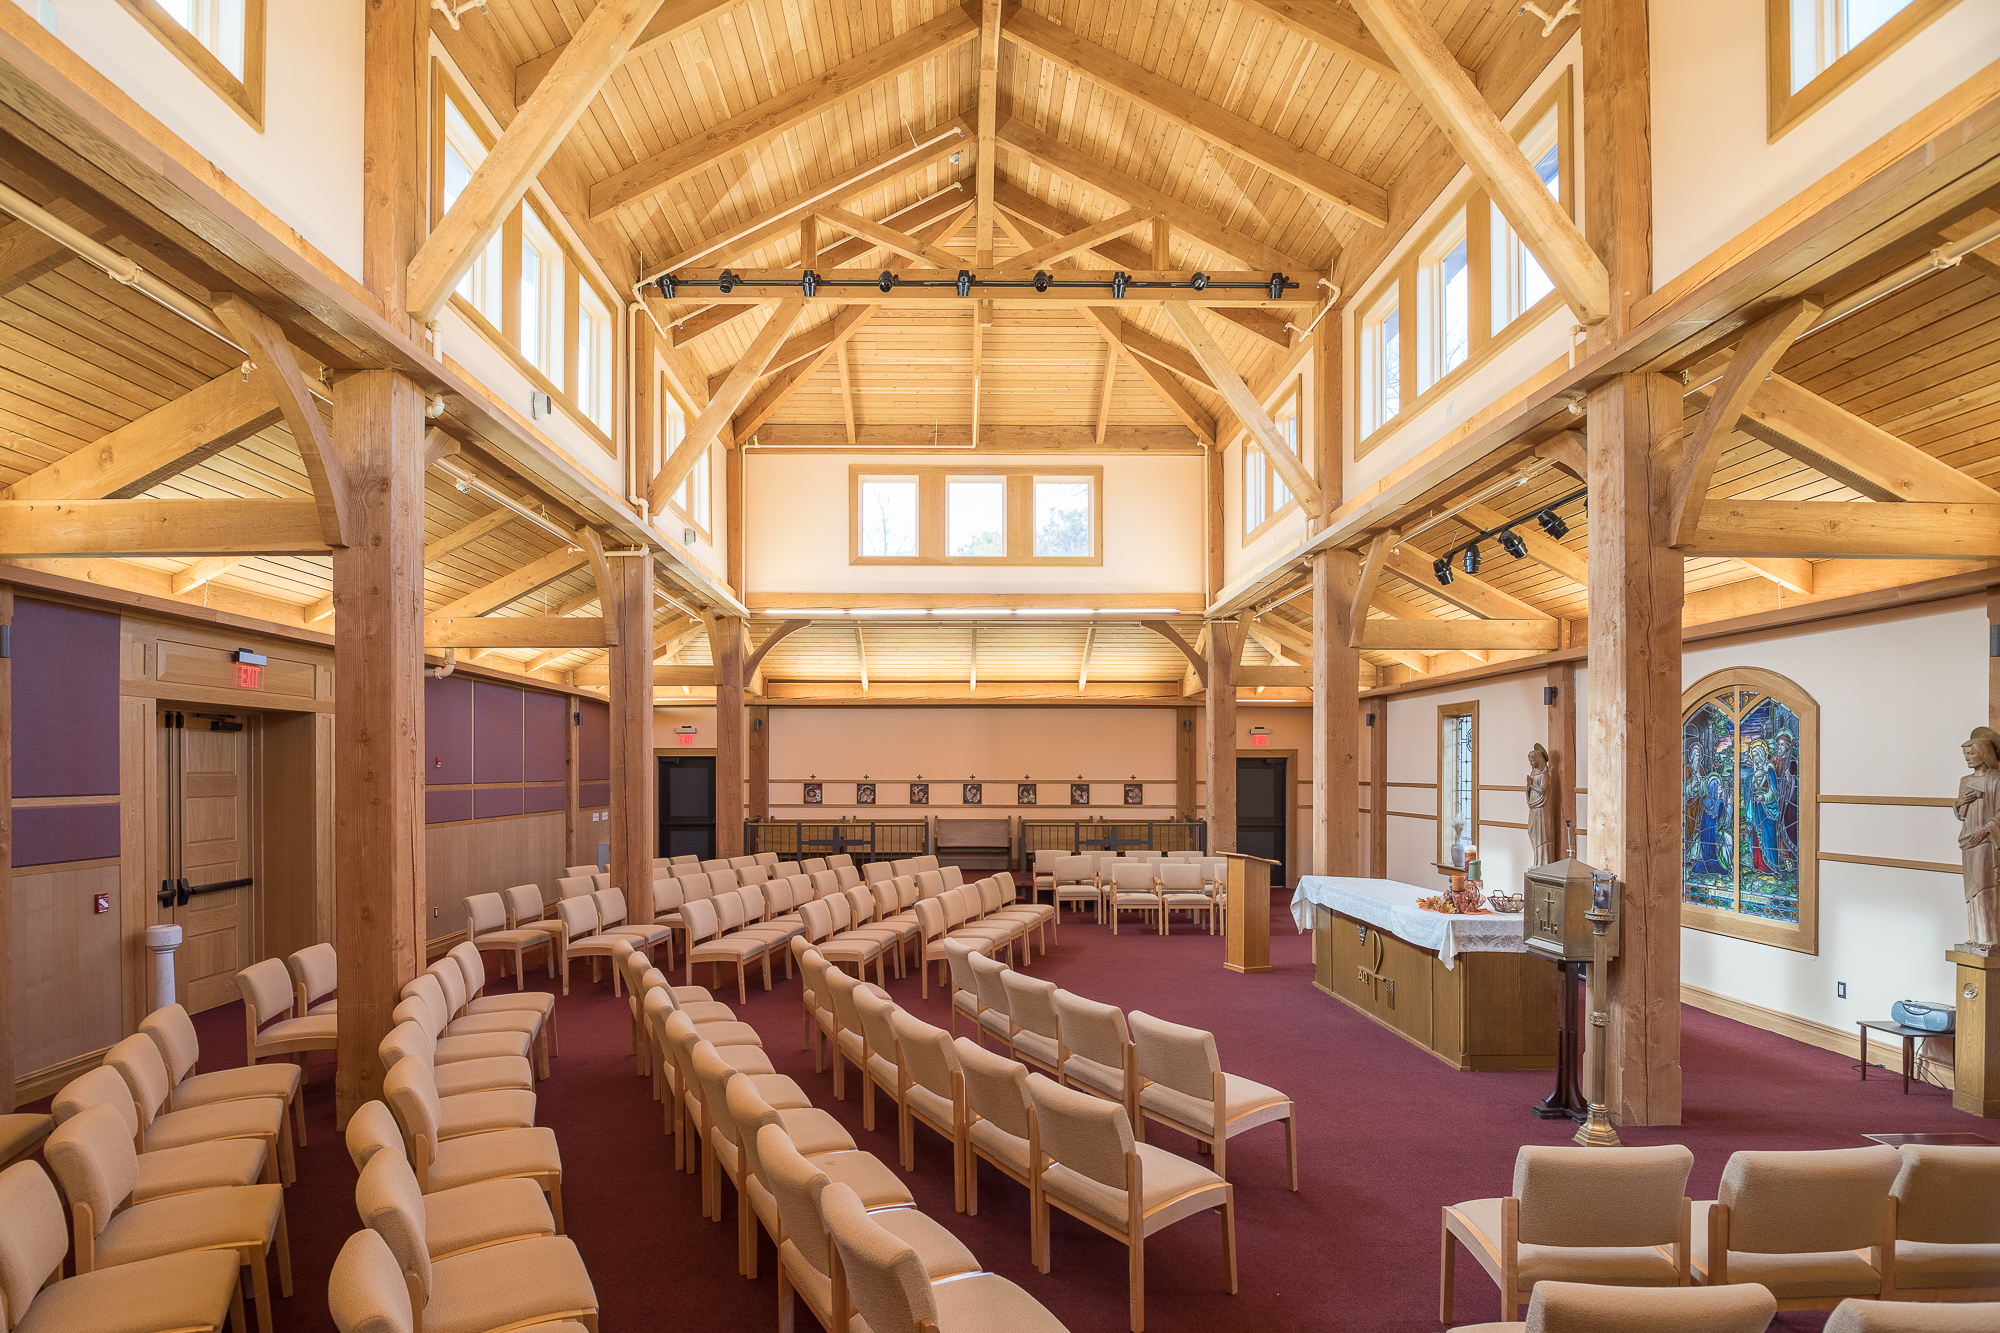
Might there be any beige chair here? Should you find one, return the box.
[563,864,599,879]
[914,899,999,1001]
[353,1149,598,1333]
[379,1023,530,1099]
[1694,1145,1900,1309]
[967,950,1015,1050]
[345,1100,560,1245]
[659,1009,804,1180]
[945,885,1021,964]
[1453,1280,1779,1333]
[45,1105,291,1333]
[398,974,535,1068]
[1001,969,1065,1077]
[551,895,628,996]
[464,893,557,992]
[1443,1143,1694,1324]
[234,959,337,1082]
[446,942,558,1060]
[422,960,545,1078]
[957,1036,1040,1245]
[836,887,911,978]
[1158,861,1216,934]
[284,943,338,1017]
[1825,1299,2000,1331]
[52,1067,268,1200]
[1888,1143,2000,1300]
[1108,860,1163,935]
[501,884,565,977]
[1026,1071,1236,1333]
[1128,1010,1296,1188]
[852,983,904,1133]
[324,1226,593,1333]
[380,1035,534,1139]
[140,1003,305,1148]
[759,1127,977,1333]
[799,896,891,988]
[993,870,1057,950]
[821,965,873,1103]
[820,1180,1071,1333]
[891,1009,967,1211]
[0,1158,247,1333]
[797,944,838,1072]
[1053,988,1140,1130]
[105,1035,295,1186]
[1051,855,1103,924]
[379,1063,564,1230]
[0,1114,52,1171]
[684,896,775,1003]
[689,1041,854,1259]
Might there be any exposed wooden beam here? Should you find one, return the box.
[571,663,717,687]
[743,618,810,679]
[1142,619,1208,688]
[6,370,279,502]
[1682,502,2000,560]
[1231,0,1408,85]
[422,427,459,469]
[1077,624,1095,692]
[1003,6,1388,227]
[1738,373,2000,504]
[1383,541,1552,621]
[303,502,519,625]
[410,0,666,315]
[1348,532,1394,647]
[1165,304,1323,516]
[652,297,805,508]
[1360,618,1560,652]
[0,197,107,295]
[970,310,985,445]
[995,117,1310,273]
[213,295,351,547]
[1117,324,1211,387]
[744,422,1201,451]
[1458,501,1588,585]
[1735,557,1815,594]
[1348,0,1609,321]
[992,181,1152,271]
[836,344,858,444]
[0,499,327,557]
[513,0,740,102]
[170,555,245,595]
[1093,341,1116,447]
[589,6,978,219]
[1210,308,1293,349]
[975,0,1001,268]
[815,206,964,266]
[578,526,617,647]
[1667,297,1822,546]
[1006,207,1159,271]
[1078,307,1217,444]
[426,617,612,648]
[654,615,703,661]
[1536,430,1589,480]
[427,546,588,622]
[855,623,869,691]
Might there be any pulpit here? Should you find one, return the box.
[1222,852,1279,974]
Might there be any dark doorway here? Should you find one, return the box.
[1236,755,1287,885]
[658,756,717,860]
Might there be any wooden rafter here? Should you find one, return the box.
[1735,558,1815,594]
[993,182,1151,270]
[651,297,805,508]
[743,619,810,679]
[1361,618,1559,652]
[1383,542,1552,621]
[836,344,858,444]
[589,6,978,219]
[427,546,588,622]
[302,502,517,625]
[975,0,1002,266]
[5,370,280,502]
[514,0,741,102]
[0,498,327,557]
[1536,430,1588,480]
[1347,532,1394,647]
[1093,341,1116,447]
[1348,0,1609,322]
[1003,6,1388,227]
[1117,324,1211,387]
[579,526,617,647]
[1737,374,2000,504]
[1457,501,1587,585]
[213,295,350,547]
[1231,0,1409,86]
[1078,624,1095,692]
[427,617,611,649]
[1141,620,1208,688]
[1008,208,1159,271]
[814,206,963,266]
[1078,306,1217,444]
[410,0,666,316]
[1680,502,2000,560]
[1165,304,1323,516]
[0,198,108,295]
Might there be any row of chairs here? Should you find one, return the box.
[1441,1280,1995,1333]
[796,941,1232,1333]
[1441,1142,2000,1324]
[630,944,1069,1332]
[1040,854,1228,932]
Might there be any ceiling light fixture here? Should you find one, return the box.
[1461,544,1482,576]
[1499,529,1528,559]
[1433,558,1454,586]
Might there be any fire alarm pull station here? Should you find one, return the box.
[94,893,110,914]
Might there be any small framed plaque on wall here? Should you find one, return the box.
[803,782,823,804]
[909,783,929,805]
[962,783,982,805]
[856,782,876,805]
[1123,783,1144,806]
[1018,783,1037,805]
[1070,783,1090,805]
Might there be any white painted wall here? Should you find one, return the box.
[743,452,1205,595]
[1651,1,2000,290]
[43,0,364,276]
[437,305,626,496]
[1222,347,1319,587]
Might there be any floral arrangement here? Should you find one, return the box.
[1418,879,1492,915]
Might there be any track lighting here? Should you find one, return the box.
[1433,557,1454,586]
[1462,544,1482,576]
[1537,508,1569,540]
[1499,529,1528,559]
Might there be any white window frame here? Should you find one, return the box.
[1360,285,1401,439]
[945,475,1008,558]
[1417,209,1470,395]
[1766,0,1961,141]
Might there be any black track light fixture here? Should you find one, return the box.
[1462,544,1482,576]
[1536,508,1569,540]
[1433,557,1454,586]
[1499,528,1528,559]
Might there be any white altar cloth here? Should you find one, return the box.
[1290,876,1527,969]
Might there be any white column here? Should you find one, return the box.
[145,923,183,1010]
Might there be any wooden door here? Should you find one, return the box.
[156,712,254,1013]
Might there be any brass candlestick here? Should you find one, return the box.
[1573,902,1622,1147]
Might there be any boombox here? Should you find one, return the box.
[1891,1001,1956,1033]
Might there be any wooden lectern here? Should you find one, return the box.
[1949,947,1999,1118]
[1222,852,1280,974]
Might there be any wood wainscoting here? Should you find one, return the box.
[424,811,569,940]
[1683,983,1957,1092]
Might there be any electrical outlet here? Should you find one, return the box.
[1837,982,1847,999]
[433,907,440,919]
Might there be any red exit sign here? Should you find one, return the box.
[236,663,262,689]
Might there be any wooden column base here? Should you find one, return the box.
[1948,947,2000,1118]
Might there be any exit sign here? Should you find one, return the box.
[236,663,262,689]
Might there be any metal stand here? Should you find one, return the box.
[1534,960,1588,1121]
[1574,907,1622,1147]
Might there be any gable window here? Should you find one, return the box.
[1769,1,1960,140]
[1242,381,1303,542]
[1354,72,1573,457]
[851,467,1101,565]
[116,0,265,129]
[1681,667,1820,953]
[430,68,620,455]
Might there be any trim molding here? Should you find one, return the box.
[1683,983,1956,1089]
[1821,794,1956,807]
[14,1045,108,1105]
[1822,851,1961,875]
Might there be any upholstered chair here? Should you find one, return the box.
[690,1040,853,1250]
[52,1066,267,1199]
[1001,970,1064,1077]
[464,893,556,992]
[378,1022,531,1099]
[755,852,780,868]
[586,885,674,960]
[1051,988,1140,1130]
[1128,1010,1296,1188]
[1451,1279,1779,1333]
[352,1148,597,1333]
[1108,860,1164,935]
[1052,855,1104,923]
[500,885,565,975]
[379,1062,564,1230]
[800,895,891,987]
[992,871,1056,950]
[234,959,337,1083]
[853,984,904,1133]
[944,941,984,1040]
[0,1158,246,1333]
[325,1226,592,1333]
[973,879,1032,963]
[1158,861,1216,934]
[803,857,831,874]
[838,887,909,978]
[446,942,557,1059]
[1887,1144,2000,1300]
[955,1036,1039,1243]
[868,879,923,968]
[940,887,1017,963]
[967,950,1015,1050]
[1824,1299,2000,1331]
[45,1105,291,1333]
[141,1003,305,1147]
[396,975,533,1068]
[1443,1143,1694,1324]
[796,944,837,1070]
[773,859,802,878]
[284,943,338,1017]
[683,896,775,1003]
[891,1010,967,1210]
[1694,1146,1901,1309]
[0,1114,52,1172]
[562,864,599,879]
[659,1010,803,1179]
[820,1180,1072,1333]
[422,961,544,1077]
[834,864,864,891]
[343,1099,560,1247]
[1025,1071,1235,1333]
[105,1035,294,1186]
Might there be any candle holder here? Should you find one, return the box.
[1573,900,1622,1147]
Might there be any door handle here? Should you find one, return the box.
[184,877,251,898]
[158,879,177,907]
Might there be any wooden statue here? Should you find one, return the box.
[1958,726,2000,954]
[1526,744,1553,867]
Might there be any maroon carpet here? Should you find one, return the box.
[35,889,1985,1332]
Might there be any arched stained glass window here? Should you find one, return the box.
[1681,668,1819,953]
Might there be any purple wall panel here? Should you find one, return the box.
[13,802,120,867]
[579,699,609,782]
[13,599,120,798]
[523,692,567,782]
[522,785,566,814]
[472,682,523,784]
[425,789,474,825]
[425,676,473,786]
[474,787,524,819]
[579,782,609,809]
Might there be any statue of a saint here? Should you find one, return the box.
[1957,726,2000,953]
[1526,744,1552,867]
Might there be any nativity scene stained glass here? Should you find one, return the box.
[1680,669,1819,953]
